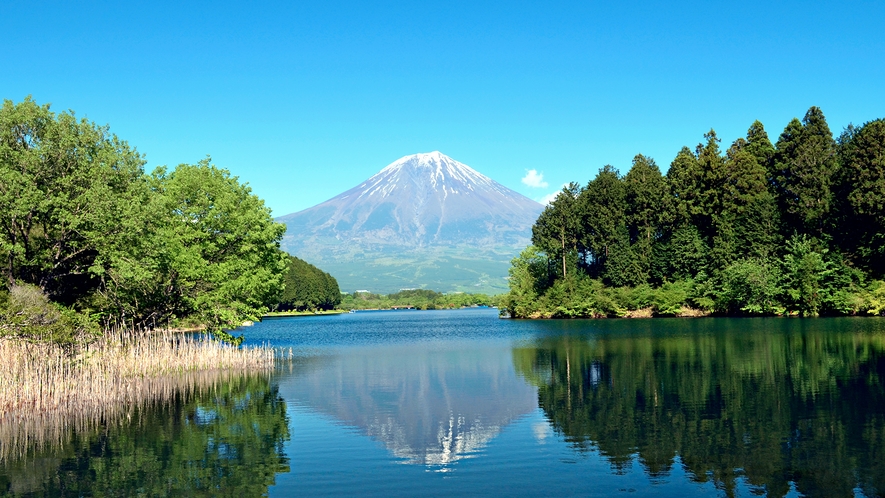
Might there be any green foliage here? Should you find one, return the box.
[0,283,97,345]
[578,165,627,278]
[624,155,667,282]
[0,97,289,342]
[0,96,147,304]
[780,235,833,316]
[835,118,885,276]
[717,258,783,315]
[857,280,885,316]
[275,254,341,311]
[507,106,885,318]
[133,160,287,333]
[773,107,838,238]
[532,183,581,280]
[601,228,644,287]
[651,280,691,316]
[654,224,707,281]
[501,246,548,317]
[666,146,703,226]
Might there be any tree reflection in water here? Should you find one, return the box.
[0,374,290,496]
[513,319,885,497]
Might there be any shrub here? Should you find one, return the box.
[0,283,97,346]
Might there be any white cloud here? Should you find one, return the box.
[521,169,548,189]
[537,191,560,205]
[536,183,570,205]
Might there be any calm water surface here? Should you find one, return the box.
[3,309,885,497]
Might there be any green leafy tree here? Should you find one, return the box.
[0,97,147,304]
[503,246,551,318]
[143,160,287,332]
[778,235,860,315]
[717,258,783,315]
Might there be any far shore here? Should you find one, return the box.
[263,310,349,318]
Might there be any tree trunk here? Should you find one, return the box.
[561,232,567,279]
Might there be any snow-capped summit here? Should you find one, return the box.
[277,152,543,293]
[353,152,520,203]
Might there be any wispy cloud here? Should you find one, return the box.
[521,169,548,189]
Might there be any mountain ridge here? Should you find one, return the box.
[278,152,543,293]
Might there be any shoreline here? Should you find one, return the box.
[0,331,286,462]
[263,310,349,317]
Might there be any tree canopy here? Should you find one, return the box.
[273,255,341,311]
[507,107,885,318]
[0,97,290,338]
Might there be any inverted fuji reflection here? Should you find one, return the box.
[279,344,538,468]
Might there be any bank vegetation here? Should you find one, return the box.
[0,96,299,455]
[504,107,885,318]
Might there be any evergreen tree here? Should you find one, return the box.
[687,130,732,272]
[624,154,666,284]
[666,146,703,228]
[836,118,885,276]
[721,138,780,259]
[276,254,342,311]
[577,165,627,279]
[744,120,776,177]
[773,107,838,238]
[532,183,581,280]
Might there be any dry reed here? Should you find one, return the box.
[0,330,289,462]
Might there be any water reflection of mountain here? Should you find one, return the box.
[279,345,537,467]
[513,319,885,498]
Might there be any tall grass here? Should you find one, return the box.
[0,329,289,462]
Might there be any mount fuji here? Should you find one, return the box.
[277,152,543,294]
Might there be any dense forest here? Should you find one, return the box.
[273,255,342,311]
[0,97,291,342]
[504,107,885,318]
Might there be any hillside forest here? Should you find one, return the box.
[504,107,885,318]
[340,289,495,310]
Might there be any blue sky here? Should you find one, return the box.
[4,1,883,215]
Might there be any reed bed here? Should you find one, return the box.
[0,330,289,462]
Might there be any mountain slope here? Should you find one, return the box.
[278,152,543,293]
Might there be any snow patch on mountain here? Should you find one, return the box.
[277,152,544,292]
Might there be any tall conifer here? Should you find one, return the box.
[836,119,885,276]
[773,107,838,238]
[578,166,627,279]
[624,154,666,284]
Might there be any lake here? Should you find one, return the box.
[3,308,885,497]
